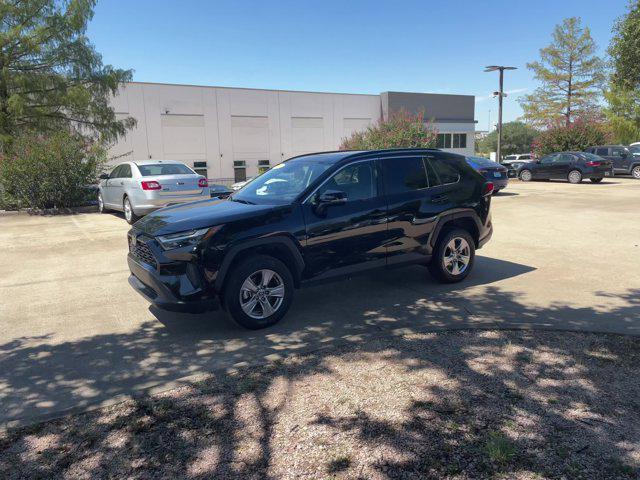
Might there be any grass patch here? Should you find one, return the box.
[484,431,517,465]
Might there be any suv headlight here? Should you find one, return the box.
[156,226,221,250]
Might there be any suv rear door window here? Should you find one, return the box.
[595,147,609,156]
[426,158,460,186]
[382,157,429,194]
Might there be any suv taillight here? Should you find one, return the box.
[585,161,601,167]
[483,182,494,197]
[141,180,161,190]
[198,178,208,188]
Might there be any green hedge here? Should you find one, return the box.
[0,132,106,210]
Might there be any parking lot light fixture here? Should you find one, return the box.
[484,65,517,163]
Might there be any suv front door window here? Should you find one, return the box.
[302,160,388,279]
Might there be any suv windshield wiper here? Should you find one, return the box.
[230,197,255,205]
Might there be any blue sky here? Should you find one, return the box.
[87,0,628,130]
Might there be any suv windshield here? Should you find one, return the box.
[138,163,195,176]
[232,158,333,205]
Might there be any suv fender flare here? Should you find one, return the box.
[214,236,305,291]
[429,209,483,252]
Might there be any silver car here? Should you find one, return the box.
[98,160,209,224]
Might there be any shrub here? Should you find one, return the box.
[532,119,612,157]
[340,111,437,150]
[0,131,106,210]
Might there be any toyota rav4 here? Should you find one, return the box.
[127,149,494,329]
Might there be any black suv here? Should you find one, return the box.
[584,145,640,178]
[127,149,494,329]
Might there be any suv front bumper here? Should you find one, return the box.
[127,253,219,313]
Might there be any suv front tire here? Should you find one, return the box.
[223,255,294,329]
[428,228,476,283]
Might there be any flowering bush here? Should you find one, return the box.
[532,119,612,156]
[340,111,437,150]
[0,131,106,209]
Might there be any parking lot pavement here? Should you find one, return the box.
[1,177,640,427]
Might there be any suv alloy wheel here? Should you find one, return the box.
[223,255,294,329]
[632,165,640,179]
[428,228,476,283]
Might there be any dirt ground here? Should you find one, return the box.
[2,329,639,480]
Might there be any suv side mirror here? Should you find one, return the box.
[99,173,110,180]
[621,151,628,158]
[314,189,347,215]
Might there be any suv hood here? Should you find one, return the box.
[133,198,278,236]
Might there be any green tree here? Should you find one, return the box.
[531,118,612,156]
[605,1,640,144]
[476,122,538,156]
[519,17,605,127]
[340,111,437,150]
[0,131,106,209]
[0,0,134,147]
[609,0,640,90]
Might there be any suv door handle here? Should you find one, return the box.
[431,194,448,204]
[120,181,124,185]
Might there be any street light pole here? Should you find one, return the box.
[484,65,517,163]
[497,68,504,163]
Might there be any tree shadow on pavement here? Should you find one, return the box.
[1,262,640,478]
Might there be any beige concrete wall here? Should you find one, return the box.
[109,83,380,180]
[109,82,476,180]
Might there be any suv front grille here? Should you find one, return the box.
[130,239,157,268]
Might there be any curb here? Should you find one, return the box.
[0,205,98,217]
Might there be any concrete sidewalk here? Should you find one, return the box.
[1,178,639,427]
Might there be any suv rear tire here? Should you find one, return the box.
[428,228,476,283]
[223,255,294,329]
[590,178,603,183]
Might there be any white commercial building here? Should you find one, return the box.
[109,82,476,182]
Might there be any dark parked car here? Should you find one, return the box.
[465,156,508,193]
[127,149,494,329]
[517,152,613,184]
[209,183,233,199]
[584,145,640,179]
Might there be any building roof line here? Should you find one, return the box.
[123,81,380,97]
